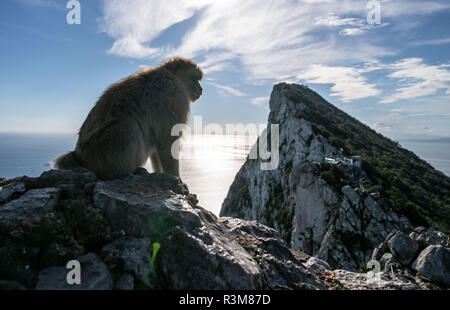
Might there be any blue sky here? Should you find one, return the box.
[0,0,449,140]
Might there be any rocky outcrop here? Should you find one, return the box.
[221,83,412,271]
[369,227,450,288]
[412,245,450,286]
[388,232,418,265]
[0,168,262,290]
[0,182,25,203]
[3,168,446,290]
[219,217,322,289]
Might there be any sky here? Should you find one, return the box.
[0,0,449,140]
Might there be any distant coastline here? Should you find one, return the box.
[403,137,450,144]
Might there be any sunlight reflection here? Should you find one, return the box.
[146,134,258,215]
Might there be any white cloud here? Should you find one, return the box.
[100,0,395,69]
[339,28,366,36]
[99,0,210,59]
[381,58,450,103]
[108,37,161,59]
[300,64,381,102]
[99,0,450,103]
[209,82,247,97]
[315,13,364,27]
[198,52,236,74]
[251,97,270,109]
[412,37,450,46]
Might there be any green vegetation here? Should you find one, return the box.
[286,84,450,233]
[263,183,294,245]
[222,181,252,218]
[148,242,161,284]
[318,163,349,189]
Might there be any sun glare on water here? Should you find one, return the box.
[145,134,257,215]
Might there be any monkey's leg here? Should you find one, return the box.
[150,153,164,173]
[158,147,180,177]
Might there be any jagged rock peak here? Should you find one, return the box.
[221,82,449,271]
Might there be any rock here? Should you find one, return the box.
[409,227,448,250]
[158,213,262,290]
[383,256,403,274]
[2,164,447,290]
[35,168,97,189]
[379,253,392,266]
[370,192,380,200]
[220,83,413,271]
[0,169,263,290]
[332,269,421,290]
[0,185,80,284]
[388,232,419,266]
[0,280,27,290]
[102,238,153,287]
[412,245,450,286]
[305,257,332,272]
[371,230,398,261]
[341,186,360,205]
[0,182,25,203]
[93,173,262,290]
[0,188,59,222]
[317,225,359,271]
[35,253,113,290]
[92,173,198,238]
[114,273,134,290]
[220,217,321,289]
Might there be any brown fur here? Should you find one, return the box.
[53,57,203,180]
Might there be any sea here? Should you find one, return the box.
[0,133,448,216]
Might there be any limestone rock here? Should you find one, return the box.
[1,164,447,290]
[35,253,113,290]
[0,187,59,222]
[114,273,134,290]
[305,257,332,272]
[158,213,262,290]
[412,245,450,286]
[101,238,153,287]
[388,232,419,266]
[341,185,360,205]
[332,269,421,290]
[0,169,262,290]
[0,182,25,203]
[221,83,413,271]
[409,227,448,249]
[220,217,321,289]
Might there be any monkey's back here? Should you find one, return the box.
[74,67,191,179]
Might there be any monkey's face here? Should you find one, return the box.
[190,79,203,101]
[179,66,203,102]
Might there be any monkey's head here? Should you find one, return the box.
[161,57,204,102]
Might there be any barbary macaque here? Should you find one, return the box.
[53,57,203,180]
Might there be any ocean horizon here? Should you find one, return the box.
[0,132,449,216]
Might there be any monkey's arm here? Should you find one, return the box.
[157,146,179,177]
[149,152,163,174]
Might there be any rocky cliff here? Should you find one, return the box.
[221,83,450,272]
[1,168,448,289]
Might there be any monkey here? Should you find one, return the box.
[52,57,203,180]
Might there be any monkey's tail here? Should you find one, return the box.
[51,151,82,170]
